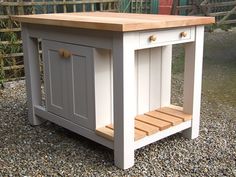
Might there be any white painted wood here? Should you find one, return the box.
[113,32,138,169]
[136,49,150,114]
[26,24,113,49]
[134,120,191,150]
[139,27,195,49]
[94,49,113,128]
[182,26,205,139]
[110,55,114,125]
[149,47,162,110]
[22,20,206,169]
[21,25,45,125]
[136,47,162,113]
[161,45,172,107]
[34,105,113,149]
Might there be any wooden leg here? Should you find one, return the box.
[22,25,45,125]
[112,33,136,169]
[182,26,205,139]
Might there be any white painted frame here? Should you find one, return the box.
[21,23,205,169]
[112,33,138,169]
[182,26,205,139]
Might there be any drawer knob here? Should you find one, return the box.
[58,49,71,59]
[149,35,157,42]
[63,50,71,58]
[180,32,188,38]
[59,49,64,57]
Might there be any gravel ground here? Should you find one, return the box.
[0,30,236,176]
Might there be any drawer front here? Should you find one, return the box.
[139,27,194,48]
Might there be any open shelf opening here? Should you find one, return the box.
[96,105,192,141]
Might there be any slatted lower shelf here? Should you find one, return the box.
[96,105,192,141]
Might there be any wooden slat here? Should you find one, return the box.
[145,111,183,126]
[96,106,192,141]
[218,6,236,25]
[210,11,236,17]
[0,15,9,19]
[0,40,23,45]
[157,107,192,121]
[106,124,114,130]
[0,28,21,32]
[2,53,24,58]
[221,19,236,25]
[135,120,159,135]
[12,12,215,32]
[134,129,146,141]
[135,115,171,130]
[207,1,236,8]
[96,127,114,141]
[3,65,24,71]
[106,124,147,141]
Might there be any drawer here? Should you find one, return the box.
[139,27,195,48]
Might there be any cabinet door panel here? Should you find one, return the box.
[43,40,95,130]
[48,51,64,108]
[68,46,95,130]
[72,55,88,118]
[43,40,70,118]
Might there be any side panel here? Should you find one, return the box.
[136,47,169,114]
[21,25,45,125]
[94,49,113,128]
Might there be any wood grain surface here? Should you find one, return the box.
[96,105,192,141]
[12,12,215,32]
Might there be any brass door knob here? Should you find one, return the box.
[180,32,187,38]
[58,49,71,59]
[149,35,157,42]
[63,50,71,58]
[59,49,64,57]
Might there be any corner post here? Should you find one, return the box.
[112,32,137,169]
[21,24,45,125]
[182,26,205,139]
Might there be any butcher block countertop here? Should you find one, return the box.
[12,12,215,32]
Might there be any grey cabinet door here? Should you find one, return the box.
[67,44,95,130]
[43,40,71,119]
[42,40,95,130]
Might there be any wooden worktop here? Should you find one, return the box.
[12,12,215,32]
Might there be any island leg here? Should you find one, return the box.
[21,25,45,125]
[112,33,136,169]
[182,26,205,139]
